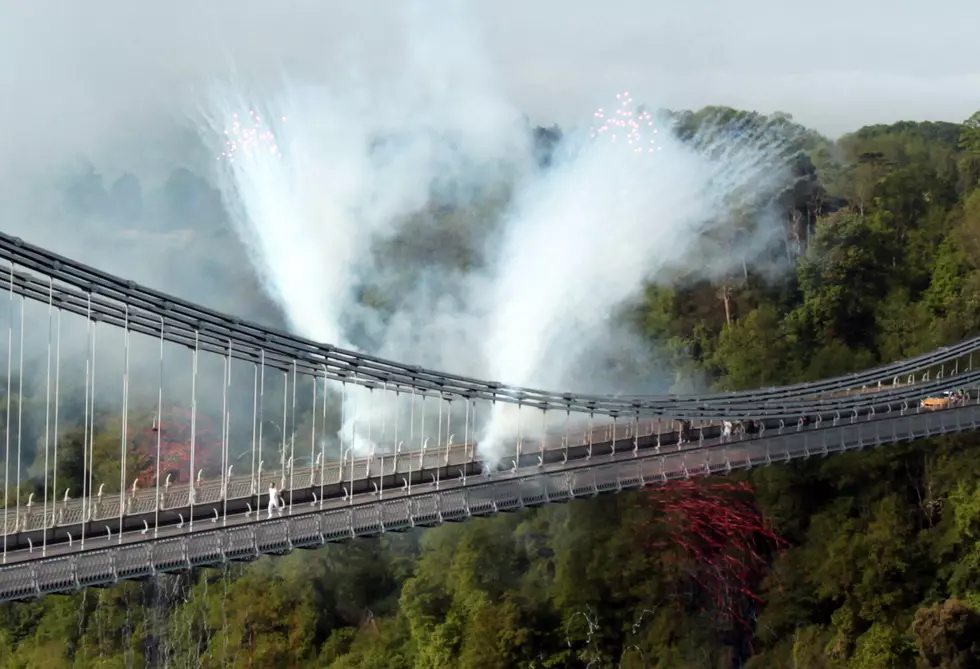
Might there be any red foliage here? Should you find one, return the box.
[129,406,222,486]
[646,479,786,626]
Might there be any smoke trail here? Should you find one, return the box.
[205,94,346,346]
[477,97,801,461]
[202,1,528,455]
[203,0,526,349]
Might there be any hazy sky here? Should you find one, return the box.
[0,0,977,172]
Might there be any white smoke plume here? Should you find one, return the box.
[204,1,526,348]
[201,1,530,457]
[475,104,801,461]
[200,7,802,466]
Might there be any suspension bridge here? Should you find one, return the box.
[0,231,978,603]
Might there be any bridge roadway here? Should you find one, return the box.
[3,366,976,549]
[2,231,980,415]
[0,416,690,548]
[0,396,977,602]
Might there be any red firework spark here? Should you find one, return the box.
[646,479,786,625]
[129,407,223,486]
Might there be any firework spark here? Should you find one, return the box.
[217,108,286,162]
[590,92,661,153]
[646,479,786,625]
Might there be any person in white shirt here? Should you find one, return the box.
[267,482,282,518]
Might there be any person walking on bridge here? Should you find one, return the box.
[267,482,283,518]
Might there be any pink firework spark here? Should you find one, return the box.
[217,110,285,162]
[590,92,662,153]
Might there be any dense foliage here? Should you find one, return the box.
[2,107,980,667]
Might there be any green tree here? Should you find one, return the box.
[795,211,892,348]
[959,112,980,157]
[911,600,980,669]
[710,305,790,389]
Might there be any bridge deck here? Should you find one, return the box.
[0,400,974,602]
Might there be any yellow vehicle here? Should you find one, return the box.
[920,393,952,410]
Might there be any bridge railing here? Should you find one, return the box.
[3,374,979,544]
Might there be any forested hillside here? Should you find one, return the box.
[1,108,980,668]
